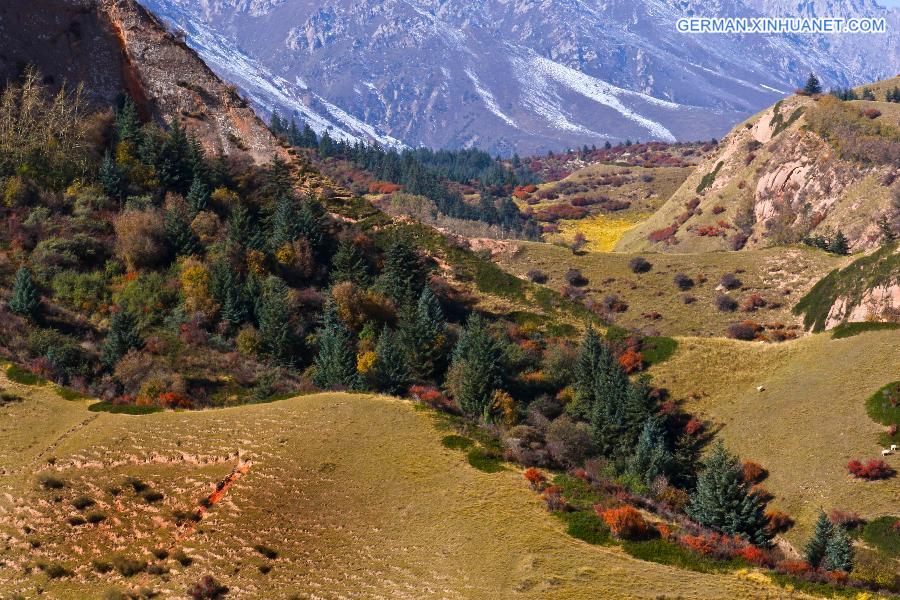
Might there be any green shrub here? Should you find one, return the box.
[865,381,899,429]
[88,402,162,415]
[253,544,278,560]
[641,337,678,365]
[86,512,106,524]
[72,495,95,510]
[42,563,72,579]
[696,161,724,194]
[38,474,65,490]
[113,271,178,329]
[466,448,504,473]
[561,511,612,545]
[51,271,110,313]
[621,539,734,574]
[441,435,474,450]
[111,555,146,577]
[6,364,43,385]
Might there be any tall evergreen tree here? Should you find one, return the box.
[295,195,327,259]
[803,73,822,95]
[628,416,672,488]
[101,310,142,368]
[377,238,427,309]
[99,151,125,200]
[186,174,210,215]
[688,441,773,547]
[570,325,605,421]
[9,266,39,319]
[330,238,370,286]
[823,526,854,572]
[157,119,192,194]
[314,300,360,389]
[257,276,295,364]
[373,327,411,395]
[165,201,200,257]
[116,97,143,147]
[400,285,447,381]
[269,194,300,251]
[449,314,505,421]
[804,511,835,568]
[589,345,631,456]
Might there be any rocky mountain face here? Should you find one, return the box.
[136,0,899,154]
[0,0,281,164]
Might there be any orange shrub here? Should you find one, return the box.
[368,181,401,194]
[523,468,546,491]
[618,349,644,374]
[735,545,771,566]
[741,460,767,483]
[597,506,650,540]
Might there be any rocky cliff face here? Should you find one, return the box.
[0,0,282,164]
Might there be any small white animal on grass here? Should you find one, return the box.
[756,386,765,392]
[882,448,893,457]
[892,445,899,452]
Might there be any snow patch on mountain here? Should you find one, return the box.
[465,69,518,128]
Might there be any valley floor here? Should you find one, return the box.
[0,379,820,599]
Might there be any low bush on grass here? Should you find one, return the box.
[673,273,694,290]
[56,386,89,401]
[188,575,229,600]
[441,434,474,450]
[640,337,677,365]
[253,544,278,560]
[847,459,895,480]
[597,505,652,540]
[466,448,504,473]
[621,539,733,574]
[72,495,95,510]
[562,511,612,545]
[719,273,743,290]
[142,490,164,503]
[112,555,146,577]
[172,550,193,567]
[86,512,106,524]
[865,381,899,429]
[88,401,163,415]
[628,256,652,274]
[6,364,43,385]
[41,562,72,579]
[715,295,738,312]
[67,516,86,526]
[38,474,65,490]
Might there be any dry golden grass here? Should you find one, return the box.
[550,213,650,252]
[649,329,900,544]
[0,374,821,599]
[496,241,844,336]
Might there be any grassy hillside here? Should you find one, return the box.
[0,377,814,600]
[615,83,899,254]
[649,329,900,543]
[494,242,844,337]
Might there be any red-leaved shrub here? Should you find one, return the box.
[524,468,547,491]
[847,459,896,480]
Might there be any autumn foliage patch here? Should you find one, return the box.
[847,459,896,480]
[596,505,651,540]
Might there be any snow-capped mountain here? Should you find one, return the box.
[138,0,900,154]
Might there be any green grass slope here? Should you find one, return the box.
[0,376,818,599]
[649,329,900,543]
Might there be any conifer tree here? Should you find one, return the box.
[330,238,370,286]
[803,73,822,95]
[862,87,876,101]
[257,276,295,364]
[101,310,141,368]
[688,441,773,547]
[269,194,299,251]
[295,195,327,259]
[99,151,125,200]
[804,511,835,568]
[449,314,505,421]
[571,325,605,421]
[116,97,143,147]
[589,346,631,456]
[157,119,192,194]
[314,300,360,389]
[828,231,849,255]
[377,238,426,309]
[186,173,210,215]
[165,201,200,258]
[823,525,854,572]
[400,285,447,381]
[10,266,39,319]
[373,327,411,395]
[628,416,672,488]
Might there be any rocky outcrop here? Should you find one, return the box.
[824,283,900,330]
[0,0,282,164]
